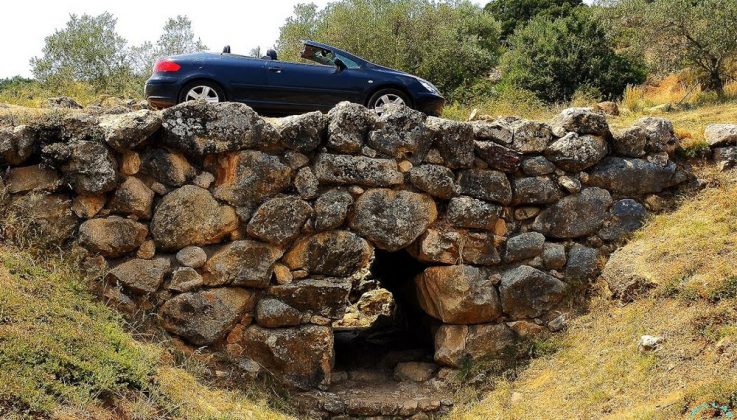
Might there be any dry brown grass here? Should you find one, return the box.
[453,166,737,419]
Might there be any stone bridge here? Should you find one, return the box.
[0,100,690,401]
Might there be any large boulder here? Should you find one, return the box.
[108,176,155,219]
[434,323,516,367]
[350,189,437,251]
[273,111,327,153]
[106,257,170,294]
[446,196,502,230]
[416,265,502,324]
[255,298,301,328]
[565,245,600,282]
[313,153,403,187]
[457,169,513,205]
[587,157,687,195]
[705,124,737,147]
[426,117,475,168]
[78,216,148,258]
[283,231,372,277]
[268,278,352,319]
[633,117,679,154]
[203,240,283,287]
[510,120,553,154]
[326,101,376,153]
[7,194,78,244]
[532,187,612,239]
[151,185,238,251]
[42,140,118,194]
[474,141,522,173]
[314,189,354,231]
[211,150,292,207]
[611,126,647,157]
[246,197,312,246]
[0,125,35,166]
[599,199,649,242]
[140,148,196,187]
[160,287,255,345]
[367,104,431,162]
[521,156,556,176]
[544,133,608,172]
[471,118,514,144]
[512,176,561,205]
[499,265,567,319]
[504,232,545,263]
[409,164,456,199]
[550,108,609,137]
[226,324,334,389]
[161,101,279,155]
[6,165,61,194]
[410,227,500,266]
[99,109,162,151]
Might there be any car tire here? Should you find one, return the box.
[367,88,411,114]
[179,81,225,104]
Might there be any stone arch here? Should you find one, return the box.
[6,101,690,403]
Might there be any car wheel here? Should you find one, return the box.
[367,89,410,115]
[179,81,224,104]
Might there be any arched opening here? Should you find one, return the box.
[333,248,435,374]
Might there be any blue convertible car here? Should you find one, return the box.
[144,40,445,116]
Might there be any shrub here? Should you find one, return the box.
[500,8,646,103]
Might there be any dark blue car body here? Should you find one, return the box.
[145,40,445,116]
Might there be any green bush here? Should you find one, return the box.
[484,0,583,39]
[500,8,646,103]
[0,251,160,414]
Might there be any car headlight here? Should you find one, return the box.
[418,79,440,95]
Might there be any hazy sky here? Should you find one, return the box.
[1,0,593,78]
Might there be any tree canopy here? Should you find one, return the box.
[604,0,737,95]
[30,13,130,90]
[276,0,501,98]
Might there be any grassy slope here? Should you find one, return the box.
[453,168,737,419]
[0,248,289,419]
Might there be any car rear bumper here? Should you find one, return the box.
[414,93,445,117]
[145,79,179,109]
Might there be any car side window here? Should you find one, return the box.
[334,53,360,69]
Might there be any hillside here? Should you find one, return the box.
[0,247,289,419]
[453,166,737,419]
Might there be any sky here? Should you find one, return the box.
[0,0,493,78]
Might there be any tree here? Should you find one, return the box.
[604,0,737,96]
[156,15,207,56]
[501,8,646,102]
[276,0,501,98]
[485,0,583,39]
[130,15,208,76]
[30,13,130,89]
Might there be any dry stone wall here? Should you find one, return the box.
[0,101,692,390]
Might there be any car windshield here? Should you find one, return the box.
[300,44,361,69]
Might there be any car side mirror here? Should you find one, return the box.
[334,58,347,72]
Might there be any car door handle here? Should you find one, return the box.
[268,66,282,73]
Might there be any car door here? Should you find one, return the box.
[265,62,367,111]
[216,55,271,105]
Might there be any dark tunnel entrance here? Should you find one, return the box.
[333,249,436,373]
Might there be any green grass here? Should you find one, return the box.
[0,247,289,419]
